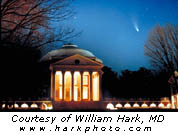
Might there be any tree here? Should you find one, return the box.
[101,66,119,98]
[0,0,77,48]
[118,67,170,99]
[0,0,78,101]
[101,66,170,100]
[119,68,154,99]
[144,24,178,73]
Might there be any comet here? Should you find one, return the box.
[135,25,139,32]
[134,22,139,32]
[132,17,139,32]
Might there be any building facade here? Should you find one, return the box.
[41,44,104,109]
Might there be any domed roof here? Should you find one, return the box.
[41,44,102,63]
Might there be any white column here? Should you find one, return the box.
[99,72,102,101]
[62,71,64,101]
[50,71,54,100]
[71,71,74,101]
[51,70,55,101]
[81,71,83,101]
[89,71,93,101]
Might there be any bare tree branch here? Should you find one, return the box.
[1,0,77,49]
[144,24,178,72]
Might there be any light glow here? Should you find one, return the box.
[92,72,99,101]
[14,104,19,108]
[133,103,140,108]
[41,103,53,110]
[8,105,13,109]
[141,103,148,108]
[2,104,5,108]
[42,103,48,110]
[21,103,29,108]
[150,103,156,108]
[124,103,131,108]
[55,71,63,100]
[158,103,165,108]
[31,103,38,108]
[171,95,176,109]
[177,94,178,107]
[47,105,53,110]
[46,103,53,110]
[74,71,81,101]
[83,87,88,100]
[83,72,90,100]
[166,103,171,108]
[115,103,123,108]
[64,71,72,101]
[106,103,117,110]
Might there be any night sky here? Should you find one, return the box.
[62,0,178,73]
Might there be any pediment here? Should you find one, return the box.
[52,54,103,66]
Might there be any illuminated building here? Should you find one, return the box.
[171,94,178,109]
[41,44,104,109]
[1,44,177,110]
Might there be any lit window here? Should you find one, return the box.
[55,71,63,100]
[74,71,81,101]
[92,72,99,101]
[64,71,72,101]
[83,72,90,100]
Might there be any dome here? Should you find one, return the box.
[41,44,102,63]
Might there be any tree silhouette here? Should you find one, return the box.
[144,24,178,73]
[101,66,119,98]
[0,0,77,101]
[102,66,170,100]
[1,0,78,48]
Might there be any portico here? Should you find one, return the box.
[45,45,103,103]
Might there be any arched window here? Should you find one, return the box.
[74,71,81,101]
[82,72,90,101]
[92,72,99,101]
[55,71,63,100]
[64,71,72,101]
